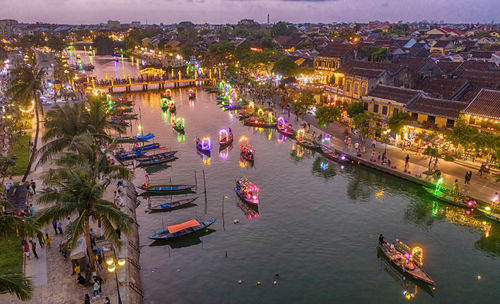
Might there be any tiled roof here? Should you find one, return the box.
[417,78,470,100]
[406,96,468,119]
[470,50,494,59]
[346,67,386,78]
[318,43,355,58]
[456,69,500,89]
[398,57,429,72]
[455,61,498,73]
[366,85,421,105]
[463,89,500,119]
[337,60,403,75]
[433,40,453,48]
[436,61,461,75]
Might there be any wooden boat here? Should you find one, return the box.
[320,145,349,162]
[188,90,195,99]
[137,151,178,167]
[109,113,138,120]
[239,111,253,120]
[171,117,185,132]
[114,98,134,106]
[115,136,136,143]
[478,207,500,223]
[235,177,259,205]
[423,187,477,209]
[244,117,277,128]
[136,133,155,141]
[149,218,216,240]
[148,197,198,212]
[138,183,196,194]
[160,100,169,111]
[296,138,321,150]
[133,142,161,152]
[379,241,435,286]
[115,150,145,160]
[196,136,212,155]
[108,120,129,127]
[240,146,254,162]
[208,88,219,93]
[224,104,245,111]
[219,129,233,148]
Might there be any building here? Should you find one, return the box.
[0,19,18,39]
[430,40,456,54]
[107,20,120,29]
[314,42,356,82]
[406,95,468,129]
[463,89,500,133]
[362,85,422,118]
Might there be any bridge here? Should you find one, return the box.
[92,77,217,93]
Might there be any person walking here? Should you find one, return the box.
[93,279,100,298]
[105,296,111,304]
[404,154,410,172]
[377,152,381,162]
[22,240,30,259]
[57,221,63,234]
[52,220,58,235]
[372,139,376,149]
[44,233,51,248]
[29,240,39,259]
[84,294,90,304]
[30,180,36,194]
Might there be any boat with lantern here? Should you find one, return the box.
[133,142,161,152]
[196,136,212,155]
[147,197,198,212]
[188,89,195,99]
[296,129,321,151]
[239,137,255,161]
[149,218,216,240]
[423,187,478,210]
[219,129,233,148]
[379,238,435,286]
[160,98,170,111]
[114,97,134,106]
[320,145,349,163]
[171,117,185,133]
[244,116,277,128]
[161,89,172,100]
[276,117,296,137]
[235,177,259,205]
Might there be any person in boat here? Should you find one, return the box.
[379,234,386,246]
[228,128,232,137]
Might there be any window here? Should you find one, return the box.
[469,116,476,124]
[446,119,455,128]
[354,84,359,95]
[382,106,388,115]
[364,102,369,110]
[361,85,367,95]
[427,116,436,124]
[411,112,418,120]
[373,104,379,113]
[346,81,351,92]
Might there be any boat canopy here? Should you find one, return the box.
[167,219,200,233]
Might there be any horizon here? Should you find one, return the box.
[1,0,498,25]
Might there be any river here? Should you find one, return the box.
[82,52,500,304]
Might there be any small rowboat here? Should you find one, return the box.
[136,133,155,141]
[235,177,259,205]
[148,197,198,212]
[115,136,135,143]
[108,120,130,127]
[277,124,295,137]
[137,151,178,167]
[379,242,435,286]
[320,145,349,162]
[219,129,233,148]
[138,184,196,194]
[109,113,138,120]
[149,218,216,240]
[209,88,219,93]
[134,142,161,152]
[244,118,277,128]
[196,136,212,155]
[423,187,477,209]
[115,150,145,160]
[478,207,500,223]
[239,112,253,120]
[296,138,321,151]
[240,148,254,162]
[188,90,195,99]
[224,104,245,111]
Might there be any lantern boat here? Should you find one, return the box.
[276,117,296,137]
[149,218,216,240]
[219,129,233,148]
[171,117,185,132]
[423,187,478,210]
[244,116,277,128]
[147,197,198,212]
[196,136,212,155]
[161,89,172,100]
[239,136,255,161]
[296,129,321,151]
[320,145,349,163]
[188,89,195,99]
[235,177,259,205]
[379,239,435,286]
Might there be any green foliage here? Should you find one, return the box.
[271,56,300,77]
[315,106,341,127]
[206,40,235,66]
[387,111,410,135]
[93,35,114,55]
[124,28,164,50]
[352,112,374,138]
[11,134,30,176]
[271,22,296,37]
[388,23,410,35]
[445,119,477,150]
[362,46,387,62]
[179,42,195,59]
[0,236,32,301]
[293,90,316,115]
[346,102,365,118]
[46,35,66,52]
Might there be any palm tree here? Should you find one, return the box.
[8,63,45,182]
[0,273,32,301]
[36,134,132,273]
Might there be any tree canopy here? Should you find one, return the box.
[315,105,341,127]
[271,56,300,77]
[346,102,365,118]
[271,22,296,37]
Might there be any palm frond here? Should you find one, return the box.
[0,273,33,300]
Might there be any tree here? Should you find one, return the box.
[0,273,33,301]
[361,46,387,62]
[93,35,114,55]
[387,111,410,142]
[352,112,374,139]
[346,102,365,118]
[271,56,300,77]
[293,90,316,115]
[179,42,195,60]
[8,64,45,182]
[445,119,477,152]
[36,134,132,274]
[271,22,296,37]
[206,40,235,66]
[315,106,341,128]
[46,35,65,53]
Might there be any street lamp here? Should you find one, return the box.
[105,245,126,304]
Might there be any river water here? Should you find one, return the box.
[84,52,500,304]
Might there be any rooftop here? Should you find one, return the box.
[406,95,468,119]
[463,89,500,119]
[365,85,421,105]
[317,42,355,59]
[417,78,470,100]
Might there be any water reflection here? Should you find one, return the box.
[239,156,254,168]
[312,157,336,179]
[290,143,313,162]
[219,146,232,160]
[149,229,216,249]
[237,201,260,220]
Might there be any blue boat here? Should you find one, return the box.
[147,197,198,212]
[196,136,212,155]
[135,133,155,141]
[115,150,145,160]
[133,142,161,152]
[138,183,196,194]
[149,219,216,240]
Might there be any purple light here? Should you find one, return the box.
[341,155,346,160]
[340,165,345,170]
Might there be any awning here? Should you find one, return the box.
[69,237,87,260]
[167,219,200,234]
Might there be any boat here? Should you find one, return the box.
[208,88,218,93]
[136,133,155,141]
[239,111,254,120]
[379,239,435,286]
[161,89,172,100]
[188,89,195,99]
[114,98,134,106]
[108,120,129,127]
[137,151,178,167]
[171,117,185,132]
[478,206,500,223]
[219,129,233,148]
[423,187,478,209]
[296,129,321,151]
[239,136,255,161]
[235,177,259,205]
[160,98,169,111]
[147,197,198,212]
[320,145,349,162]
[149,218,216,240]
[196,136,212,155]
[244,116,277,128]
[133,142,161,152]
[138,183,196,194]
[115,149,145,160]
[276,117,296,137]
[109,113,138,120]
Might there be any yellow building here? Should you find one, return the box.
[362,85,421,118]
[406,95,468,129]
[463,89,500,134]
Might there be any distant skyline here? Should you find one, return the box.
[1,0,499,24]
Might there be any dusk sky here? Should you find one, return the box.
[1,0,499,24]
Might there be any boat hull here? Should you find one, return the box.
[148,197,198,212]
[149,219,216,240]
